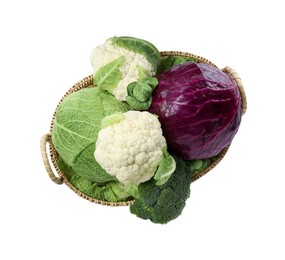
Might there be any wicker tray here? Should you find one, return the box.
[40,51,247,206]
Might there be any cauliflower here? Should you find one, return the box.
[90,36,161,110]
[90,40,154,101]
[94,111,175,186]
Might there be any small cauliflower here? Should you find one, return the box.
[90,36,161,110]
[94,111,175,186]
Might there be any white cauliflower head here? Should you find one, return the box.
[94,111,167,185]
[90,39,154,101]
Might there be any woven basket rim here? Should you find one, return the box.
[47,51,243,206]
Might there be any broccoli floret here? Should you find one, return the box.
[130,155,191,224]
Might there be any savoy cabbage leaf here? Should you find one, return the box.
[52,87,130,167]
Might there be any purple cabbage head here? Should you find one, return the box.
[149,61,242,160]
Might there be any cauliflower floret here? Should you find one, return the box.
[90,40,155,101]
[94,111,166,185]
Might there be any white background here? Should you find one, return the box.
[1,0,284,259]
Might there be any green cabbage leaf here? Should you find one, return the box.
[52,87,130,183]
[110,36,161,71]
[94,56,125,94]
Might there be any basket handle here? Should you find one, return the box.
[40,134,63,184]
[222,66,247,115]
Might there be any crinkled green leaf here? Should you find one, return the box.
[57,155,137,202]
[56,156,76,180]
[94,56,125,94]
[70,175,93,194]
[52,88,103,165]
[154,147,176,186]
[141,77,158,90]
[157,56,198,74]
[126,77,158,110]
[72,143,115,183]
[184,153,220,179]
[136,65,152,80]
[52,88,130,166]
[110,36,160,71]
[105,182,139,201]
[56,135,115,184]
[126,95,152,111]
[132,83,153,102]
[100,112,125,129]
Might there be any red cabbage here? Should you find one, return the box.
[149,61,242,160]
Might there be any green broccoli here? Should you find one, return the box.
[130,155,191,224]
